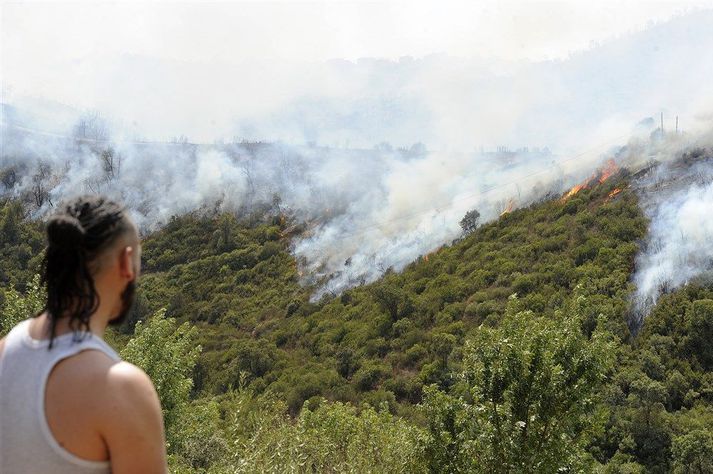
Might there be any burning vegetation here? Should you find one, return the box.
[499,198,516,217]
[607,188,623,199]
[561,159,619,201]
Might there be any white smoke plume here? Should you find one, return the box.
[0,110,617,300]
[2,10,713,305]
[628,131,713,324]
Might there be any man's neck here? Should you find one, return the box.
[30,310,110,341]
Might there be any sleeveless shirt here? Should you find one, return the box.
[0,319,120,473]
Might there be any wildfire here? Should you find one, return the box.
[561,183,588,201]
[599,159,618,184]
[607,188,622,199]
[500,198,515,217]
[561,159,620,201]
[423,246,441,263]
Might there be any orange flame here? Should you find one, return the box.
[423,247,441,263]
[561,182,589,201]
[607,188,622,199]
[599,159,618,184]
[500,198,515,217]
[561,159,619,202]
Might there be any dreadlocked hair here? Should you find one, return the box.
[41,195,131,348]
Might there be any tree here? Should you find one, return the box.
[625,373,672,469]
[167,399,229,471]
[0,274,44,337]
[225,392,428,473]
[0,199,23,245]
[422,294,614,473]
[687,299,713,370]
[100,146,121,179]
[459,209,480,235]
[420,385,472,473]
[72,110,109,142]
[31,163,53,208]
[120,309,201,453]
[672,430,713,474]
[372,283,412,322]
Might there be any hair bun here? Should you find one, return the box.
[47,215,86,248]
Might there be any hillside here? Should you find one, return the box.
[2,166,713,471]
[132,170,642,410]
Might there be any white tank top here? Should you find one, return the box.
[0,318,120,473]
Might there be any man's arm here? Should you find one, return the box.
[100,361,168,474]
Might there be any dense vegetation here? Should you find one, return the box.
[133,175,643,415]
[2,167,713,472]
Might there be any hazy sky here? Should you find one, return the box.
[3,1,713,299]
[2,1,710,68]
[2,0,713,144]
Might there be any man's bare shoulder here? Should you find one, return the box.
[58,353,163,432]
[48,350,165,470]
[50,350,159,417]
[101,361,161,424]
[105,361,158,404]
[50,347,117,386]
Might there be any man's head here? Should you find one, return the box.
[42,195,140,345]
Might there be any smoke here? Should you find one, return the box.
[628,132,713,324]
[2,11,713,305]
[293,145,596,299]
[8,111,712,310]
[1,111,609,300]
[4,10,713,149]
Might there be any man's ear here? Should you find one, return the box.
[119,246,136,281]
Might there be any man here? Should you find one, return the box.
[0,195,168,473]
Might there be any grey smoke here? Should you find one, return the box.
[1,110,607,301]
[2,11,713,307]
[628,133,713,322]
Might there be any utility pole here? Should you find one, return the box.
[660,112,664,135]
[676,116,679,135]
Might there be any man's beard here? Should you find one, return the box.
[108,279,136,327]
